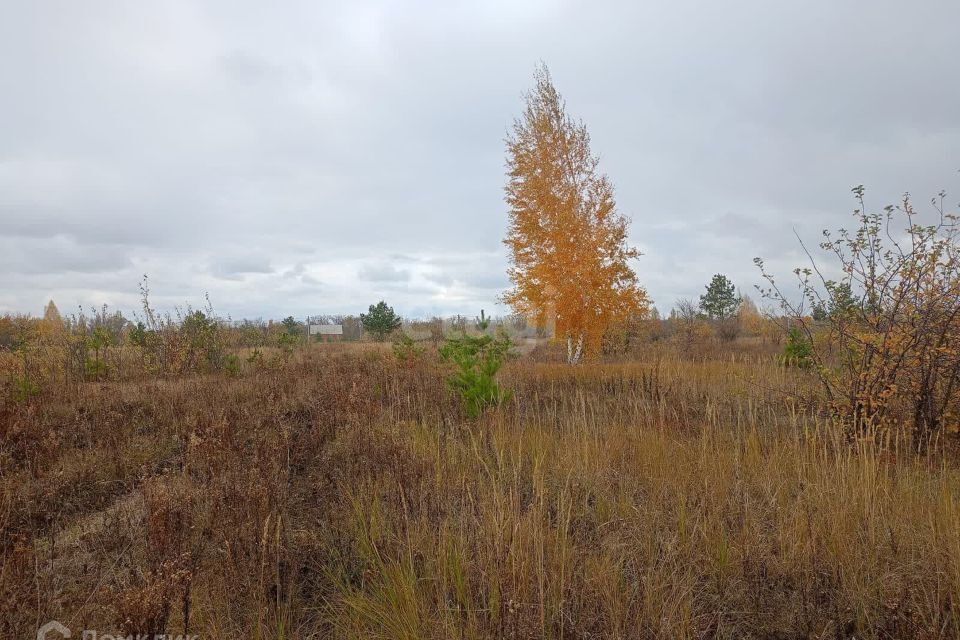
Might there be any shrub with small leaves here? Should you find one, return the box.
[181,310,224,372]
[757,186,960,439]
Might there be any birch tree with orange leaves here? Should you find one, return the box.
[503,65,649,364]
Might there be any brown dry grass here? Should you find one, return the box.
[3,343,960,638]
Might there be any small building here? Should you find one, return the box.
[309,324,343,342]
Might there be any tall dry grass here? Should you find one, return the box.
[2,343,960,638]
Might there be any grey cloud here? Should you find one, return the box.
[423,271,455,287]
[218,51,286,85]
[1,0,957,318]
[0,235,133,275]
[358,262,411,283]
[210,255,274,280]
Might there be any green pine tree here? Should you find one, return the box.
[699,274,741,320]
[439,310,512,418]
[361,301,402,341]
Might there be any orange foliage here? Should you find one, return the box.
[737,296,765,337]
[502,65,648,363]
[759,188,960,441]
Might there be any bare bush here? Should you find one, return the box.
[757,186,960,443]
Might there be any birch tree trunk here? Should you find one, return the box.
[566,334,584,365]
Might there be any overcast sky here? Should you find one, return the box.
[1,0,958,320]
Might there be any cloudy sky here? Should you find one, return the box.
[1,0,958,320]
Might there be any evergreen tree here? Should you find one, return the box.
[699,274,740,320]
[811,281,857,321]
[361,301,402,341]
[439,310,512,418]
[281,316,302,336]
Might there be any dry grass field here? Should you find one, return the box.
[4,341,960,639]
